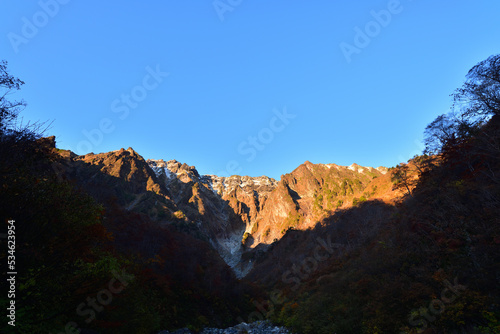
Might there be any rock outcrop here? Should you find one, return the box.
[54,146,397,277]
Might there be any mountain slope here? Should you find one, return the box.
[243,117,500,334]
[245,161,393,247]
[53,146,400,277]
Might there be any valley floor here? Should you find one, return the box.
[158,321,291,334]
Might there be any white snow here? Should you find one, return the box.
[376,167,388,175]
[163,167,175,180]
[149,161,178,187]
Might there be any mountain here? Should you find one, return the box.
[1,123,500,334]
[243,116,500,333]
[147,158,278,275]
[242,161,393,247]
[146,157,400,273]
[50,144,402,278]
[3,54,500,334]
[2,138,260,333]
[10,115,499,334]
[5,120,500,333]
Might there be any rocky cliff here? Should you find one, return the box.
[245,161,394,247]
[147,158,278,276]
[53,147,398,277]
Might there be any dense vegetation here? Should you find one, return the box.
[245,55,500,333]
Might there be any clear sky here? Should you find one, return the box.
[1,1,499,179]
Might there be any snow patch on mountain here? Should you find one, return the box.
[376,166,389,174]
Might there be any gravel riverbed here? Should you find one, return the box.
[157,321,291,334]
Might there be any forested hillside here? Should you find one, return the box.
[0,61,258,333]
[245,55,500,334]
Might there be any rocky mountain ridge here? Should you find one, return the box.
[54,146,399,277]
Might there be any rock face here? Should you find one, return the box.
[55,146,397,277]
[53,148,179,218]
[148,158,278,276]
[246,161,393,246]
[202,174,277,222]
[145,158,396,275]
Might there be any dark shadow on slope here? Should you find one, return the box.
[1,138,262,333]
[241,117,500,334]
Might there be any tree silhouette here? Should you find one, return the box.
[454,54,500,117]
[424,54,500,155]
[423,111,484,155]
[0,60,26,136]
[0,60,49,143]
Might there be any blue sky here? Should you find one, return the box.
[1,1,499,179]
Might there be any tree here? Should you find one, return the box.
[453,54,500,117]
[424,55,500,155]
[0,60,48,143]
[391,163,415,198]
[423,111,484,155]
[423,113,457,155]
[0,60,26,136]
